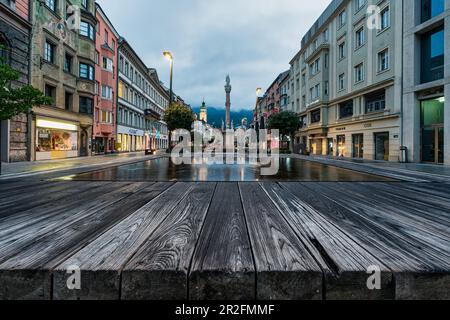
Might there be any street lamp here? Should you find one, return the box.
[163,51,173,107]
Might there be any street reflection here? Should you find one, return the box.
[67,157,394,182]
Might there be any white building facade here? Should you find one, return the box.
[117,39,169,153]
[290,0,403,161]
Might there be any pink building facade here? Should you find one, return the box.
[93,4,119,154]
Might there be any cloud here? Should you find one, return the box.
[97,0,330,110]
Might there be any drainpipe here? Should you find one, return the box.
[400,0,405,163]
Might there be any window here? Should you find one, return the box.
[323,29,329,42]
[310,84,320,100]
[365,90,386,113]
[339,100,354,119]
[338,73,345,91]
[0,36,10,64]
[79,63,94,80]
[324,81,329,96]
[101,110,112,124]
[79,97,93,114]
[380,6,390,31]
[81,0,88,9]
[355,27,365,49]
[421,26,444,83]
[44,41,55,63]
[355,0,365,11]
[338,42,346,60]
[355,63,364,83]
[65,92,73,111]
[338,10,346,28]
[102,57,113,71]
[3,0,16,10]
[45,0,56,12]
[45,84,56,103]
[310,58,320,75]
[101,85,113,100]
[421,0,445,23]
[311,109,321,124]
[64,53,73,73]
[378,49,389,72]
[80,21,95,41]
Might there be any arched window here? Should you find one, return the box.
[0,35,11,64]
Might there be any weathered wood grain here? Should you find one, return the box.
[238,182,323,300]
[52,182,195,300]
[327,183,450,258]
[0,182,131,259]
[303,182,450,300]
[0,183,165,300]
[189,183,255,300]
[0,181,96,217]
[0,181,112,222]
[0,183,172,271]
[121,183,217,300]
[266,182,394,300]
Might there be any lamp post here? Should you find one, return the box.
[163,51,173,107]
[255,88,262,131]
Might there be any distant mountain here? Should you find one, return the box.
[192,106,253,128]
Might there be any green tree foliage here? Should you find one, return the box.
[164,102,195,132]
[267,111,301,137]
[0,50,52,120]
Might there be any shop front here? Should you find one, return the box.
[327,117,400,162]
[116,125,145,153]
[35,118,79,161]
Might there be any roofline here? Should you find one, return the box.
[95,3,120,39]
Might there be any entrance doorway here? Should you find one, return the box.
[352,134,364,159]
[336,135,345,157]
[80,129,88,157]
[374,132,390,161]
[421,97,444,164]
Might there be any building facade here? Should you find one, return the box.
[0,0,31,162]
[403,0,449,165]
[93,4,118,155]
[30,0,97,161]
[117,39,169,153]
[289,0,403,161]
[254,70,290,130]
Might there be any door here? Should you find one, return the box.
[423,126,444,164]
[336,135,345,157]
[421,97,444,164]
[327,138,334,156]
[352,134,364,159]
[80,130,88,157]
[374,132,389,161]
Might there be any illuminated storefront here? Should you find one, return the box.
[35,118,79,160]
[116,125,145,153]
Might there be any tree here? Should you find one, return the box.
[163,102,195,149]
[267,111,301,152]
[0,47,52,174]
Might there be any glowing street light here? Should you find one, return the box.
[163,51,174,107]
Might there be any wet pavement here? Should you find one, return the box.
[64,157,395,182]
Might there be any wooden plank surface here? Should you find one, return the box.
[122,183,217,300]
[265,182,394,300]
[0,182,166,300]
[303,182,450,300]
[238,182,323,300]
[52,182,195,300]
[0,182,131,261]
[189,183,255,300]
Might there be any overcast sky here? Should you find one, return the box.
[97,0,330,110]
